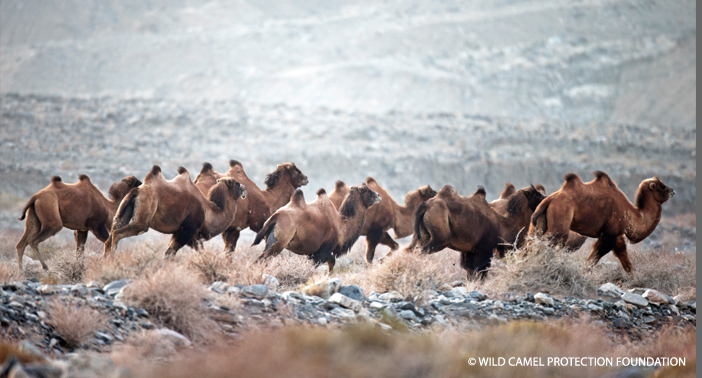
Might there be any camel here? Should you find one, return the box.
[252,184,381,272]
[529,171,674,273]
[407,184,545,278]
[15,174,141,270]
[103,166,247,258]
[487,184,547,257]
[329,178,436,263]
[194,160,308,252]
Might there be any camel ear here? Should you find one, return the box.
[419,188,426,195]
[649,182,656,190]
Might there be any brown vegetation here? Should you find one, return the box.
[530,171,675,273]
[120,263,216,341]
[194,160,308,252]
[15,174,141,270]
[104,166,246,258]
[46,299,107,349]
[253,184,380,272]
[329,177,436,263]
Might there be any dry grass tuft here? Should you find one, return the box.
[120,263,215,342]
[348,250,462,301]
[85,246,161,285]
[481,238,596,297]
[0,261,23,283]
[185,248,231,284]
[591,248,696,300]
[46,300,107,348]
[51,249,86,284]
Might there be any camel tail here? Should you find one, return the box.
[530,196,553,228]
[114,188,139,230]
[253,215,277,246]
[18,196,38,220]
[413,202,429,241]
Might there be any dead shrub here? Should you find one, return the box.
[185,248,232,284]
[591,248,696,299]
[481,238,596,297]
[354,250,461,301]
[85,246,160,285]
[0,261,22,283]
[46,300,107,348]
[120,263,215,342]
[51,249,86,284]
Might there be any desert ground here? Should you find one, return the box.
[0,0,696,377]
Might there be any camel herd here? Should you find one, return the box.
[15,160,675,278]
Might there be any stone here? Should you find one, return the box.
[262,274,280,291]
[542,307,555,315]
[688,301,696,312]
[450,287,468,297]
[438,283,453,292]
[621,292,648,307]
[398,310,417,321]
[613,318,629,329]
[103,279,132,296]
[378,291,404,302]
[329,293,362,312]
[209,281,229,294]
[642,289,669,304]
[18,341,49,363]
[36,285,57,295]
[241,284,269,299]
[369,301,385,310]
[682,314,695,321]
[468,291,487,301]
[434,314,448,326]
[317,317,328,326]
[330,307,356,319]
[450,280,464,287]
[588,304,603,312]
[487,314,507,324]
[668,304,680,316]
[95,331,113,343]
[226,286,241,295]
[534,293,554,307]
[642,316,656,324]
[301,278,341,299]
[338,285,365,302]
[597,283,624,298]
[70,284,88,296]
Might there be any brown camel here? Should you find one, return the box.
[103,166,247,258]
[252,184,381,272]
[408,185,545,278]
[194,160,308,252]
[487,184,547,257]
[15,174,141,270]
[529,171,675,272]
[329,178,436,263]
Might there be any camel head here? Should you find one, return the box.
[641,177,675,204]
[406,185,437,204]
[355,183,382,208]
[265,162,309,189]
[108,175,142,201]
[522,185,547,211]
[209,178,247,210]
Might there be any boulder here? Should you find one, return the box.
[621,292,648,307]
[329,293,362,312]
[534,293,554,307]
[241,284,269,299]
[642,289,669,305]
[597,283,624,298]
[102,279,132,297]
[262,274,280,291]
[338,285,365,302]
[301,278,340,299]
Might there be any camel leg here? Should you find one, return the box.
[104,221,149,256]
[90,224,110,243]
[164,216,199,259]
[28,200,63,270]
[104,196,156,256]
[258,227,295,261]
[461,234,496,280]
[377,231,399,260]
[326,256,336,274]
[611,235,633,274]
[222,228,240,254]
[564,232,588,252]
[16,207,40,271]
[364,228,383,264]
[586,236,617,267]
[74,230,88,256]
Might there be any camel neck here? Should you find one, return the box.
[264,179,296,211]
[626,190,662,243]
[393,197,421,238]
[339,204,367,246]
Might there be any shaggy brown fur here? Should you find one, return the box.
[529,171,675,273]
[329,178,436,263]
[252,184,381,273]
[194,160,308,252]
[488,184,547,257]
[103,166,247,258]
[16,175,141,270]
[408,184,544,278]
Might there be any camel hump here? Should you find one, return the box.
[316,188,327,196]
[229,159,242,168]
[177,166,188,175]
[335,180,346,190]
[593,171,616,188]
[200,162,214,174]
[562,173,583,189]
[51,176,62,184]
[472,186,487,199]
[290,189,306,207]
[437,185,457,198]
[500,183,516,199]
[150,165,161,175]
[365,177,377,185]
[78,174,91,182]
